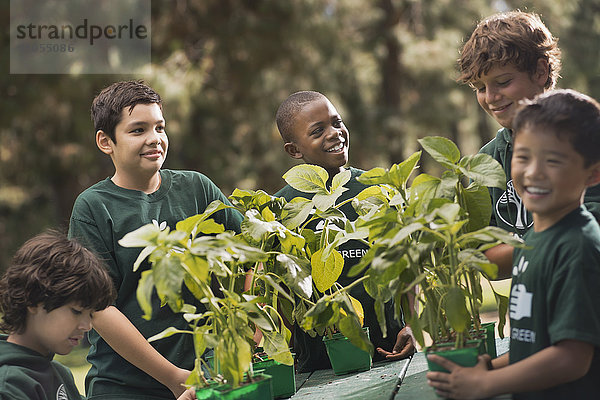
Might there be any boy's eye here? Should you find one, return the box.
[475,86,485,93]
[156,125,165,132]
[130,127,144,134]
[333,119,342,128]
[71,308,83,315]
[498,79,511,86]
[311,127,324,136]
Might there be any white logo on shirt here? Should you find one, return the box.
[496,180,533,230]
[56,384,68,400]
[510,283,533,321]
[512,256,529,276]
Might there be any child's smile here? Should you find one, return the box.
[511,125,597,231]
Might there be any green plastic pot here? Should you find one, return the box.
[322,327,372,375]
[253,358,296,399]
[482,321,497,358]
[425,339,482,373]
[195,373,273,400]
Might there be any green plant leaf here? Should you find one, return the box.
[458,153,506,189]
[147,326,191,342]
[152,253,185,312]
[434,203,461,225]
[195,219,225,235]
[338,314,374,355]
[461,183,492,232]
[281,197,313,230]
[356,167,389,185]
[136,270,155,320]
[418,136,461,167]
[119,223,161,248]
[494,292,509,339]
[311,248,344,292]
[409,173,440,211]
[331,169,352,192]
[262,330,294,366]
[443,287,471,334]
[283,164,329,193]
[390,151,421,188]
[313,186,347,211]
[132,244,157,272]
[241,208,279,242]
[276,254,313,298]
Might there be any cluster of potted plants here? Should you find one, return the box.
[120,136,522,397]
[348,136,523,371]
[120,164,373,398]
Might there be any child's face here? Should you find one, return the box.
[472,61,548,130]
[284,98,349,176]
[100,103,168,188]
[511,125,600,231]
[18,302,94,356]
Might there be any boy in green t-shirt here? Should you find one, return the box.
[68,81,243,399]
[274,90,416,372]
[427,90,600,399]
[458,10,600,276]
[0,230,115,400]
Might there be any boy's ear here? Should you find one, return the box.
[96,130,113,155]
[586,163,600,187]
[284,142,304,159]
[533,58,550,87]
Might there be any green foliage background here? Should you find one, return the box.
[1,0,599,273]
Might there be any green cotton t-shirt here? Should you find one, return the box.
[509,206,600,399]
[68,169,243,399]
[275,166,403,372]
[0,336,83,400]
[479,128,600,235]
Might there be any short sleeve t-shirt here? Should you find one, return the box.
[68,169,242,398]
[509,207,600,399]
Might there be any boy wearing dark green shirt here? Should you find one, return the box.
[427,90,600,399]
[274,90,416,372]
[458,11,600,275]
[0,231,115,400]
[68,81,243,399]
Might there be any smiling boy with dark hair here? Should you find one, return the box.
[427,89,600,399]
[275,91,416,373]
[69,80,242,399]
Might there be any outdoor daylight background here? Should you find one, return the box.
[1,0,599,275]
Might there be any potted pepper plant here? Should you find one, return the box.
[119,201,293,399]
[230,165,374,375]
[348,136,523,372]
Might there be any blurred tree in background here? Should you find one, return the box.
[1,0,599,273]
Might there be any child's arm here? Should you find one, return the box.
[484,244,514,279]
[92,306,191,397]
[427,339,593,399]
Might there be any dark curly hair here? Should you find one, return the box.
[0,230,116,334]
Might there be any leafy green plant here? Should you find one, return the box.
[119,165,374,389]
[231,165,372,355]
[349,136,524,349]
[119,202,293,389]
